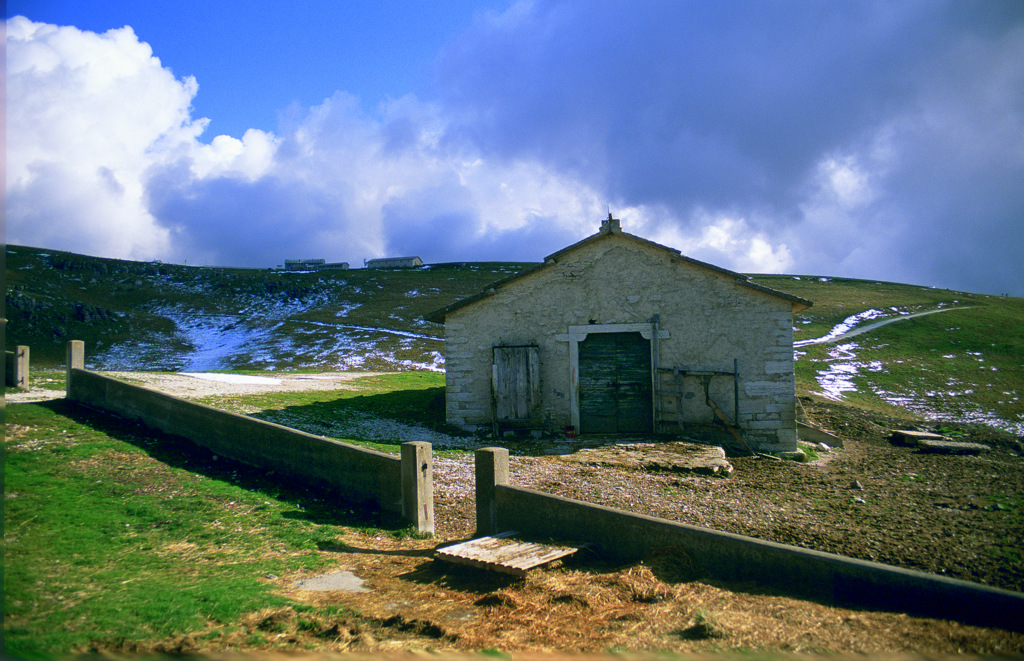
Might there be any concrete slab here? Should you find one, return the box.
[563,441,733,476]
[291,570,369,592]
[917,439,990,455]
[797,421,845,448]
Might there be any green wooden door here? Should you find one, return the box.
[578,332,652,434]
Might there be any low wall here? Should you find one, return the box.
[5,346,30,390]
[64,341,433,532]
[476,447,1024,633]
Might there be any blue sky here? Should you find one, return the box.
[7,1,1024,296]
[7,0,505,137]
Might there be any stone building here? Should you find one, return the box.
[284,259,326,270]
[426,216,812,453]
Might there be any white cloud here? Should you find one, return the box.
[6,16,204,260]
[647,211,794,274]
[190,130,278,181]
[815,156,875,209]
[433,1,1024,295]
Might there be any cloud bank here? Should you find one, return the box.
[7,3,1024,296]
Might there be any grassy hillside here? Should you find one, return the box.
[6,245,1023,434]
[749,274,1023,434]
[4,244,533,371]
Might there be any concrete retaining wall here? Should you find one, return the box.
[64,341,433,532]
[5,345,30,390]
[476,447,1024,632]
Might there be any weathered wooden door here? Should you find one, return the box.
[578,332,652,434]
[492,345,541,425]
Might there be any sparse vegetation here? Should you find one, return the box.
[684,608,725,640]
[797,442,819,462]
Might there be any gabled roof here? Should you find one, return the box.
[425,221,812,323]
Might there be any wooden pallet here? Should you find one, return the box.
[435,532,578,577]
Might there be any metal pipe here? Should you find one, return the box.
[650,314,661,432]
[734,357,740,424]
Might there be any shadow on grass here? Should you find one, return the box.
[253,386,447,429]
[248,385,471,448]
[37,398,409,532]
[318,541,436,558]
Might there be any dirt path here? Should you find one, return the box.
[5,370,388,404]
[795,306,965,347]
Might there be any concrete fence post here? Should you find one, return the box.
[475,447,509,535]
[15,346,30,391]
[6,345,31,391]
[400,441,434,534]
[66,340,84,394]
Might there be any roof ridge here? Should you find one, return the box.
[425,227,811,323]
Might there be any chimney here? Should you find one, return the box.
[600,213,621,233]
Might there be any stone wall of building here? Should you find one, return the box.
[442,233,799,452]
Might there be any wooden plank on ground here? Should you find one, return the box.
[435,532,578,577]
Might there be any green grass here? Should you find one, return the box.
[748,273,998,343]
[196,371,467,453]
[797,443,820,462]
[794,301,1024,428]
[3,400,402,657]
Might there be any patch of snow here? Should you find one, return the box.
[169,314,268,371]
[873,385,1024,437]
[336,304,362,317]
[810,342,863,400]
[795,306,964,347]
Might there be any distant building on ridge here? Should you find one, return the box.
[283,259,349,271]
[364,256,424,269]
